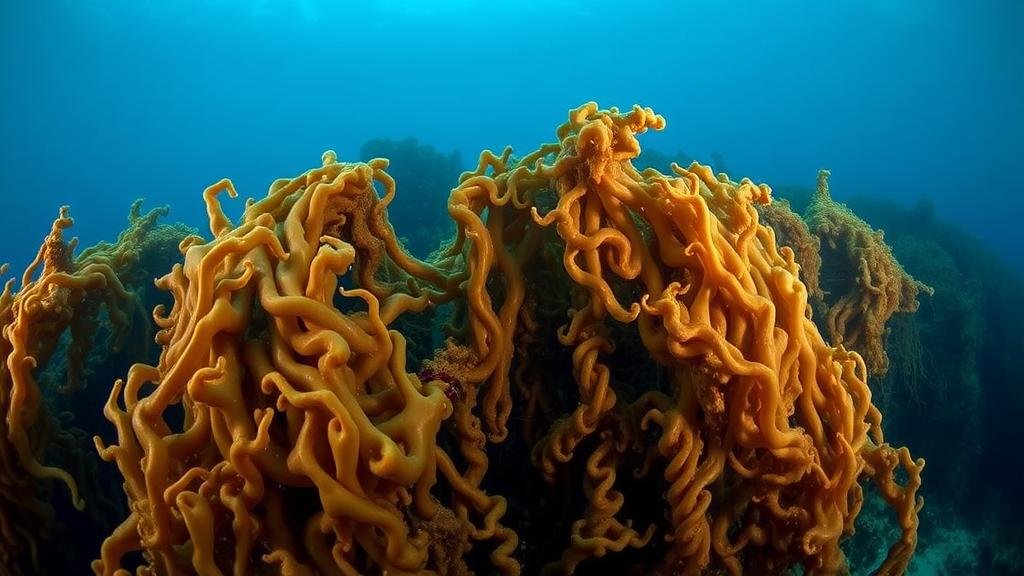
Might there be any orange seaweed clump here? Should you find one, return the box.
[805,170,933,375]
[91,103,924,575]
[445,104,924,574]
[757,197,824,307]
[0,203,158,575]
[91,152,519,575]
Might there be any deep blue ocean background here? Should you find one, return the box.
[2,0,1022,274]
[2,2,1024,575]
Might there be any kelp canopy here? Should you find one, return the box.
[2,103,923,576]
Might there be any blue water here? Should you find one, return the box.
[2,2,1023,575]
[2,1,1021,273]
